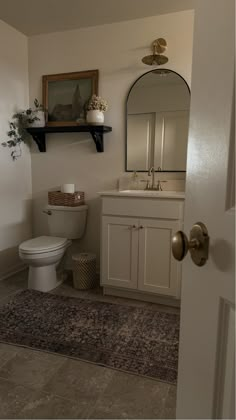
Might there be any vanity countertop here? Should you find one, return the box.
[99,189,185,199]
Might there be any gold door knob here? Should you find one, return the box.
[172,231,189,261]
[172,222,209,267]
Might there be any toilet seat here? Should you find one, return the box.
[19,236,68,255]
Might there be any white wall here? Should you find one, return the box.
[28,11,194,263]
[0,20,32,279]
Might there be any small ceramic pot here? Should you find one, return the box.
[30,110,45,127]
[86,110,104,124]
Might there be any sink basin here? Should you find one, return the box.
[120,189,180,195]
[98,189,185,199]
[117,189,185,199]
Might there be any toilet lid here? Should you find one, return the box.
[19,236,68,254]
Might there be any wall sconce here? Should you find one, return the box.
[142,38,168,66]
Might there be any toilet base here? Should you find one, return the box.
[28,264,63,292]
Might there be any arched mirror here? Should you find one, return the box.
[126,69,190,172]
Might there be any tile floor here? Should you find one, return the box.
[0,270,179,419]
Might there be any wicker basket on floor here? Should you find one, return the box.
[72,253,97,290]
[48,191,85,207]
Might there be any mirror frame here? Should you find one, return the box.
[125,68,191,172]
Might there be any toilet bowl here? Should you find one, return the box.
[19,236,71,292]
[19,204,88,292]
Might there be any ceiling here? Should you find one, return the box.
[0,0,195,36]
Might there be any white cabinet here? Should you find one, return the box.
[138,218,181,296]
[100,194,184,300]
[101,216,139,289]
[101,215,181,298]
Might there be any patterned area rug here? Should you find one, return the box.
[0,289,180,383]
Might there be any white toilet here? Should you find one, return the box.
[19,204,88,292]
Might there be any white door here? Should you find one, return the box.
[176,1,235,419]
[138,218,181,297]
[101,216,138,289]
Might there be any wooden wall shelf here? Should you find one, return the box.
[26,125,112,153]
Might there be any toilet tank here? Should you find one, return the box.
[46,204,88,239]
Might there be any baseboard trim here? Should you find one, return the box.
[103,286,181,307]
[0,264,27,282]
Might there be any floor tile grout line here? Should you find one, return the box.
[0,356,17,371]
[83,373,116,420]
[0,369,98,407]
[0,374,98,419]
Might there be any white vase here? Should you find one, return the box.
[29,110,45,127]
[86,110,104,125]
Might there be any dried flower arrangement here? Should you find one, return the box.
[86,95,108,112]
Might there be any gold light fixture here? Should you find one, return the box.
[142,38,168,66]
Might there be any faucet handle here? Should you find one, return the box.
[140,179,151,190]
[156,180,167,191]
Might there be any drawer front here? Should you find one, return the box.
[102,196,184,220]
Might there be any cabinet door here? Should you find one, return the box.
[101,216,139,289]
[138,218,181,297]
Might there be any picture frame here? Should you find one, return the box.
[42,69,99,126]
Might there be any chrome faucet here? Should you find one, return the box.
[156,180,163,191]
[147,166,156,189]
[145,166,167,190]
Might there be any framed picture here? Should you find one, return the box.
[42,69,98,126]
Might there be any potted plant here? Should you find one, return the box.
[2,99,46,160]
[86,94,108,124]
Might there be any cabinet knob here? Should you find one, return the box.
[139,225,144,229]
[128,225,137,229]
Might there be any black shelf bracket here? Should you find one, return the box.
[26,125,112,153]
[89,129,104,152]
[30,133,46,152]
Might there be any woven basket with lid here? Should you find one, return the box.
[72,253,97,290]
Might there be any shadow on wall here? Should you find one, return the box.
[30,133,97,155]
[0,245,24,280]
[79,196,101,265]
[32,192,49,237]
[0,198,32,280]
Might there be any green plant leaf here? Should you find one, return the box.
[7,140,17,147]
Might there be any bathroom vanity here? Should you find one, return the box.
[99,190,185,306]
[98,67,189,306]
